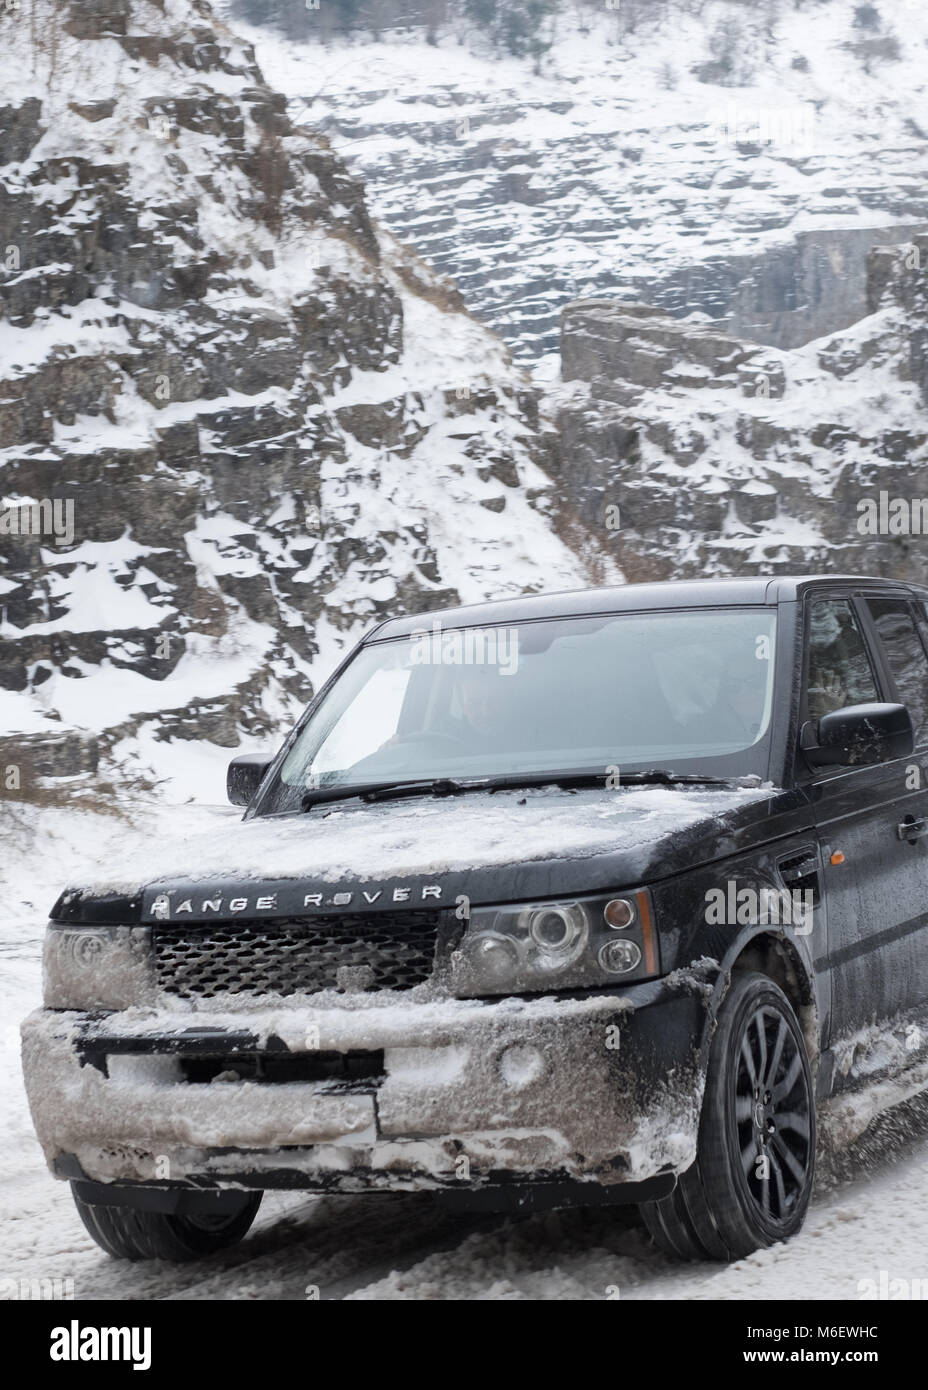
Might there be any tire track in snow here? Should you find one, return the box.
[4,1093,928,1300]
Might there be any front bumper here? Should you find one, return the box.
[21,982,706,1198]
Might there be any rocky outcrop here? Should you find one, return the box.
[0,0,602,785]
[291,7,928,361]
[547,234,928,582]
[562,302,767,392]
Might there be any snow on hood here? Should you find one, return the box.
[68,782,776,901]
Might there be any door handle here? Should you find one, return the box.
[897,816,928,841]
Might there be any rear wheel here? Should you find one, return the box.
[71,1185,262,1261]
[641,971,815,1262]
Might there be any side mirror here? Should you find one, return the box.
[227,753,272,807]
[801,702,913,769]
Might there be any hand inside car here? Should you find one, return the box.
[809,668,848,716]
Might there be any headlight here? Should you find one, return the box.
[43,925,155,1010]
[527,903,587,964]
[598,938,642,974]
[450,889,659,997]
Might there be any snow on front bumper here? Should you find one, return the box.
[21,985,704,1192]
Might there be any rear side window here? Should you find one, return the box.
[866,598,928,745]
[805,600,878,721]
[913,600,928,657]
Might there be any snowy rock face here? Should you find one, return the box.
[264,2,928,364]
[0,0,602,777]
[224,3,928,589]
[548,236,928,580]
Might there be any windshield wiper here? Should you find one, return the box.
[301,778,479,810]
[614,769,728,787]
[480,769,727,791]
[300,768,727,810]
[358,777,480,804]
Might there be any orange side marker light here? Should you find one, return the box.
[636,889,658,975]
[830,850,845,866]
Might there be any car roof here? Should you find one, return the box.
[367,574,928,640]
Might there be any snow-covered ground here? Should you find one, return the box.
[3,757,928,1300]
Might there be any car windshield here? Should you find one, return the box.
[258,608,777,814]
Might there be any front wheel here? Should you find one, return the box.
[71,1185,263,1261]
[641,971,815,1262]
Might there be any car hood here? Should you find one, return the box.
[53,782,787,924]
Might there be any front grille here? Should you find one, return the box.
[152,911,441,999]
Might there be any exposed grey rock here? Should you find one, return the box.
[562,302,757,389]
[546,252,928,583]
[0,99,45,163]
[63,0,130,39]
[0,731,100,780]
[69,100,117,123]
[866,233,928,403]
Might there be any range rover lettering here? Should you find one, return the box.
[21,575,928,1262]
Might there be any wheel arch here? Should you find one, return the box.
[700,930,820,1074]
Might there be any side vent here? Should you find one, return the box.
[776,849,820,908]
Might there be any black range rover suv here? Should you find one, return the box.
[21,575,928,1262]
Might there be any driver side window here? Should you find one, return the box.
[804,599,878,722]
[866,598,928,746]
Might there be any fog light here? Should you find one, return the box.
[604,897,635,930]
[43,924,155,1010]
[66,932,107,966]
[499,1044,545,1089]
[598,939,642,974]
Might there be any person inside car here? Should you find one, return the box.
[439,663,511,752]
[807,666,849,719]
[668,643,769,746]
[365,662,512,767]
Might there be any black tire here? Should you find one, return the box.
[641,971,815,1262]
[71,1186,262,1262]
